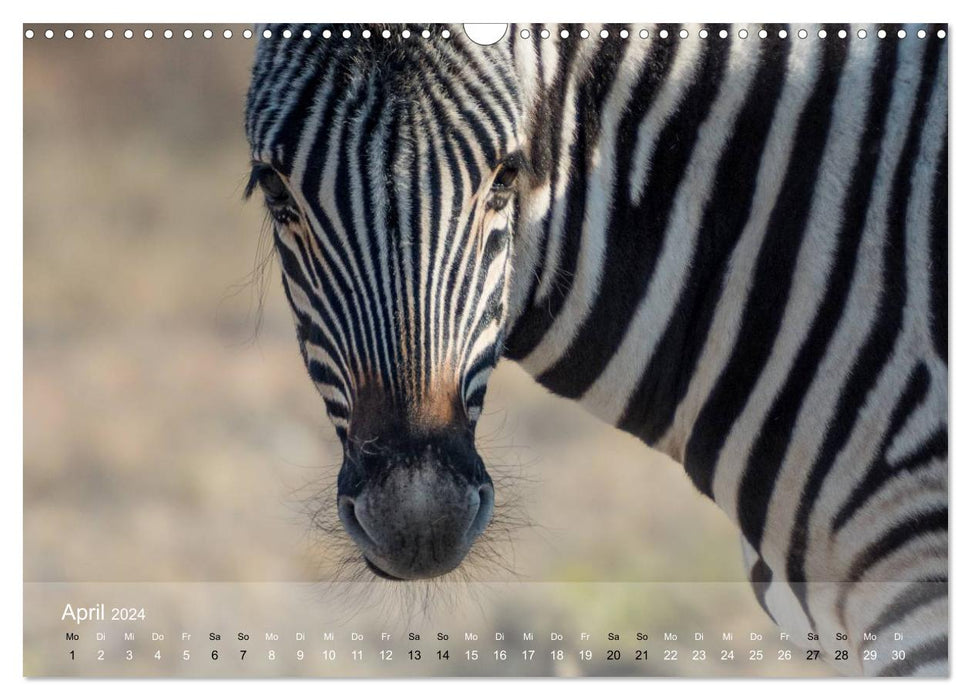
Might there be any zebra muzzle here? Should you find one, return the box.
[336,440,494,580]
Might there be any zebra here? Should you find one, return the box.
[244,23,948,675]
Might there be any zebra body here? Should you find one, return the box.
[245,24,948,675]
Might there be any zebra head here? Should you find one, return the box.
[245,26,524,580]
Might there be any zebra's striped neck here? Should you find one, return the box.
[499,23,946,486]
[502,24,760,464]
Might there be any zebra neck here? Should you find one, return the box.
[503,196,729,468]
[502,31,758,466]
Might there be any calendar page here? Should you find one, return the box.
[22,22,949,679]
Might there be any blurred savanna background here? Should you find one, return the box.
[23,25,805,675]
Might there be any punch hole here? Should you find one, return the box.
[718,29,728,39]
[322,29,332,38]
[401,29,411,39]
[521,29,530,39]
[382,29,391,39]
[699,29,709,39]
[184,29,193,39]
[858,29,867,39]
[85,29,94,39]
[659,29,669,39]
[224,29,233,39]
[24,29,34,39]
[798,29,808,39]
[343,29,352,39]
[540,28,550,39]
[779,29,788,39]
[65,29,74,39]
[838,29,847,39]
[917,29,926,39]
[45,29,53,39]
[560,29,570,39]
[302,29,311,39]
[600,29,608,39]
[422,30,431,39]
[362,29,372,39]
[143,29,152,39]
[738,28,749,39]
[262,29,272,39]
[620,29,629,39]
[937,29,946,38]
[104,29,113,39]
[124,29,133,39]
[282,28,292,39]
[758,29,768,39]
[463,24,507,45]
[679,29,688,39]
[639,29,649,39]
[878,29,887,39]
[442,29,451,39]
[898,29,907,39]
[243,29,253,39]
[580,29,589,39]
[817,29,827,39]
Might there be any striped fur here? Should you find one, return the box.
[245,23,948,675]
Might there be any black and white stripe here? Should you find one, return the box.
[245,23,947,675]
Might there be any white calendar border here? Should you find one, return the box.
[3,0,967,697]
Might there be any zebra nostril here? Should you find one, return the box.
[467,483,495,542]
[338,495,378,550]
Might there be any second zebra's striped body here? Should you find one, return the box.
[245,24,948,675]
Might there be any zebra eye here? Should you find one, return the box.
[492,163,520,190]
[253,166,293,206]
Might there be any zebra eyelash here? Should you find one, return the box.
[485,191,515,212]
[243,161,268,200]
